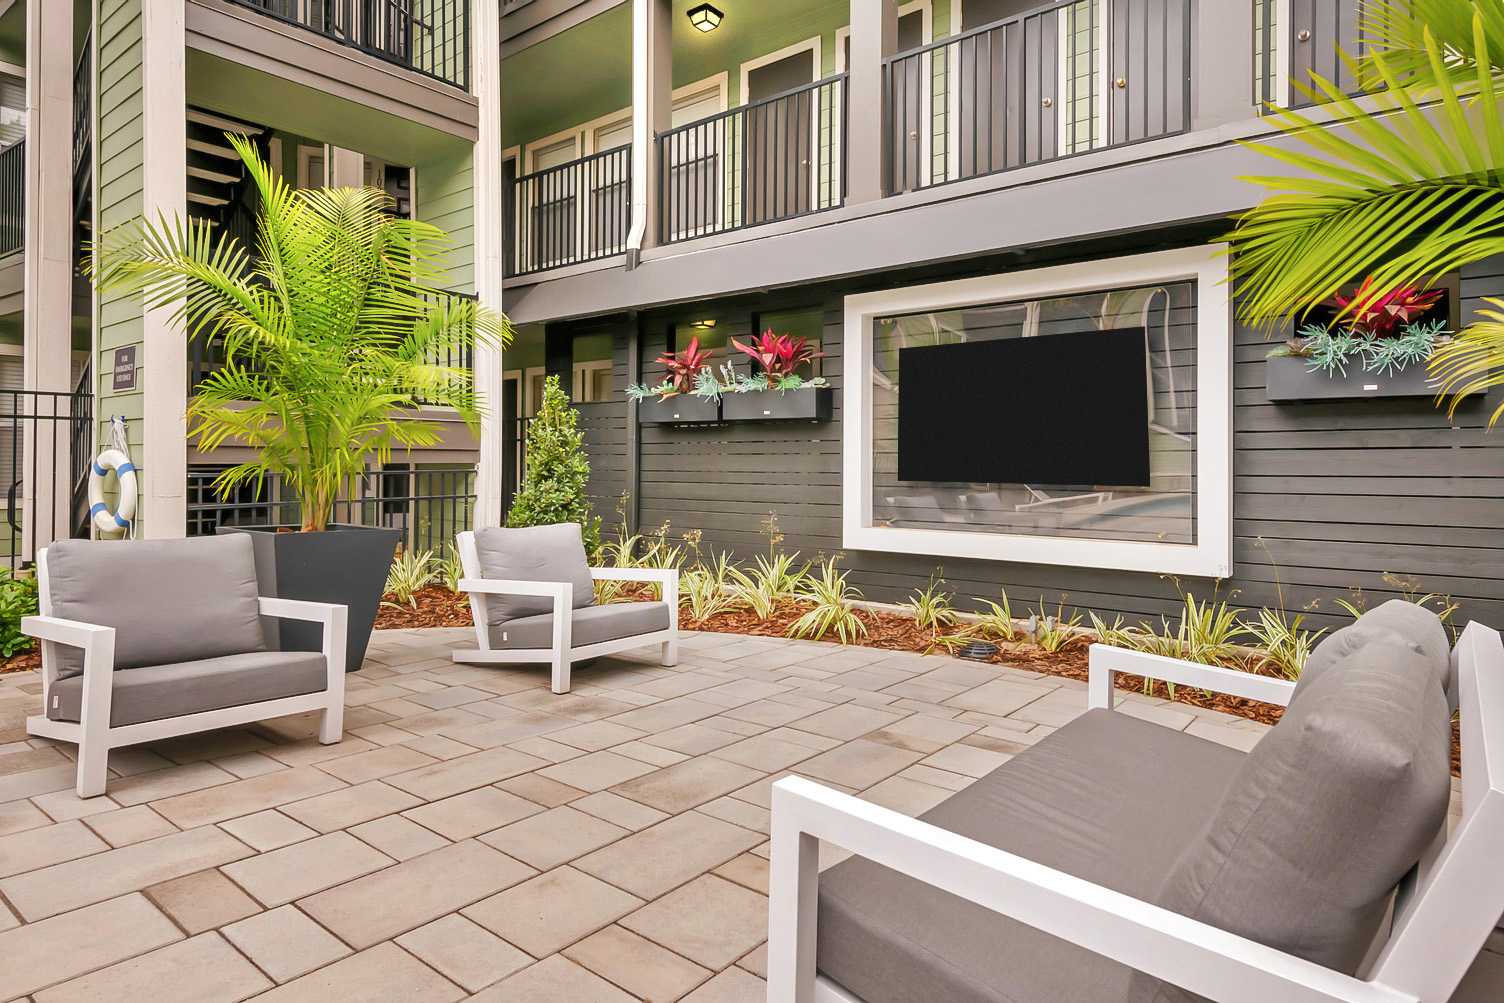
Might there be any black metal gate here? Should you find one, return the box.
[0,387,95,569]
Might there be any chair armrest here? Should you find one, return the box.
[458,578,573,599]
[1087,643,1296,711]
[22,615,115,650]
[589,567,679,585]
[257,598,347,686]
[768,777,1416,1003]
[258,597,345,625]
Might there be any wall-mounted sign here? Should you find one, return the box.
[112,346,136,392]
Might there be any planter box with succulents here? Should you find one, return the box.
[627,329,829,425]
[1264,354,1442,402]
[635,394,723,424]
[720,384,833,421]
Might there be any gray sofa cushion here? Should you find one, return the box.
[45,651,327,728]
[1134,641,1452,1003]
[487,602,670,650]
[46,536,267,680]
[472,524,595,624]
[1294,599,1450,703]
[816,708,1248,1003]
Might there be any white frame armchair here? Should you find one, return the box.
[451,530,679,694]
[768,623,1504,1003]
[25,548,348,799]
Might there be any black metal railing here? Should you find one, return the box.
[0,389,94,568]
[1259,0,1369,110]
[187,464,476,557]
[657,74,847,244]
[226,0,470,90]
[0,141,22,258]
[73,37,91,176]
[884,0,1189,194]
[508,144,632,277]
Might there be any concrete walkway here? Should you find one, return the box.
[0,628,1305,1002]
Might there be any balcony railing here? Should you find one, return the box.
[0,141,22,258]
[73,37,91,176]
[507,144,631,277]
[884,0,1190,194]
[1256,0,1368,110]
[226,0,470,90]
[657,74,847,245]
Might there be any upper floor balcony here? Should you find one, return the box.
[500,0,1368,283]
[223,0,471,90]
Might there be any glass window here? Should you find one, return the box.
[872,281,1197,545]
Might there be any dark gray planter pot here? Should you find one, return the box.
[721,386,833,422]
[636,395,721,424]
[1265,355,1442,402]
[224,524,400,673]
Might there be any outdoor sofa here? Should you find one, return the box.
[769,601,1504,1003]
[451,523,678,694]
[24,535,347,798]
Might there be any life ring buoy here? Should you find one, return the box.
[87,449,137,536]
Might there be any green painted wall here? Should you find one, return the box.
[96,0,145,528]
[415,144,475,293]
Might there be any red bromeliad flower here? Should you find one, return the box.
[1331,278,1443,339]
[654,336,713,395]
[731,330,825,381]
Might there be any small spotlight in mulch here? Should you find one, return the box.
[958,640,1000,661]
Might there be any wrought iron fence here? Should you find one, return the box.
[0,140,22,259]
[507,144,632,277]
[0,388,94,569]
[657,74,847,244]
[225,0,470,90]
[187,465,476,557]
[884,0,1190,194]
[73,36,91,176]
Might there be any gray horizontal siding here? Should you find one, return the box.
[557,251,1504,632]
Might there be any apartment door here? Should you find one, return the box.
[869,11,930,191]
[528,138,581,270]
[664,86,729,240]
[744,50,815,225]
[589,120,632,256]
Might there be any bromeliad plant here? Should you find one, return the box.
[87,134,509,531]
[626,330,829,403]
[1268,279,1451,376]
[626,337,715,400]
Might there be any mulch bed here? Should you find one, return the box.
[0,645,39,674]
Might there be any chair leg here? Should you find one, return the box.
[551,652,571,694]
[319,701,344,745]
[76,741,109,798]
[661,636,679,667]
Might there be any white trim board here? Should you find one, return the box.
[739,35,823,106]
[841,245,1233,579]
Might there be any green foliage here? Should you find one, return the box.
[0,571,38,658]
[1030,600,1085,653]
[384,548,435,610]
[730,552,810,619]
[1225,0,1504,424]
[87,134,509,531]
[788,557,869,645]
[506,375,602,556]
[902,573,958,635]
[435,544,465,594]
[680,553,743,621]
[1246,607,1326,680]
[1301,326,1365,376]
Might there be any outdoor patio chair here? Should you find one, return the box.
[24,535,348,799]
[769,601,1504,1003]
[451,523,678,694]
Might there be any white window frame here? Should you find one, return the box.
[841,245,1232,578]
[297,144,328,189]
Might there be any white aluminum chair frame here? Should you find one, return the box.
[768,622,1504,1003]
[23,546,349,799]
[450,530,679,694]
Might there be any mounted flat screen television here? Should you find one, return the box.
[896,328,1153,487]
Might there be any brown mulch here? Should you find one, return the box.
[0,644,39,674]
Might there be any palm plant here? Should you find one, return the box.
[1228,0,1504,424]
[87,134,509,530]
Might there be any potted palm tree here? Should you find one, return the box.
[89,134,509,671]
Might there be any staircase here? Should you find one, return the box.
[186,108,268,250]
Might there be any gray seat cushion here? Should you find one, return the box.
[46,536,267,679]
[45,651,327,728]
[1294,599,1450,703]
[473,524,595,624]
[487,602,670,650]
[1134,641,1452,1003]
[816,708,1248,1003]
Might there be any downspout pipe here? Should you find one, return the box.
[625,0,659,270]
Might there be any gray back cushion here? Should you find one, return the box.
[1131,641,1452,1002]
[472,524,595,624]
[46,535,267,679]
[1294,599,1450,704]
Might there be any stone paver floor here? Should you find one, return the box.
[0,628,1293,1001]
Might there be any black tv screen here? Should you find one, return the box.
[895,328,1153,487]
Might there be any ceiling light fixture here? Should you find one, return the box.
[687,3,723,32]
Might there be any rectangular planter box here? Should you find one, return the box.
[720,385,833,422]
[1265,355,1443,402]
[636,394,721,424]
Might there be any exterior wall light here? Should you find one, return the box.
[687,4,723,32]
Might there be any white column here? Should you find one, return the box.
[626,0,670,261]
[21,0,75,553]
[139,0,188,538]
[846,0,898,206]
[329,146,365,189]
[472,0,505,528]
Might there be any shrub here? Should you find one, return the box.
[384,548,435,609]
[506,375,602,556]
[788,557,868,644]
[0,571,38,658]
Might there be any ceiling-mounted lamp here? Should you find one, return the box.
[687,3,724,32]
